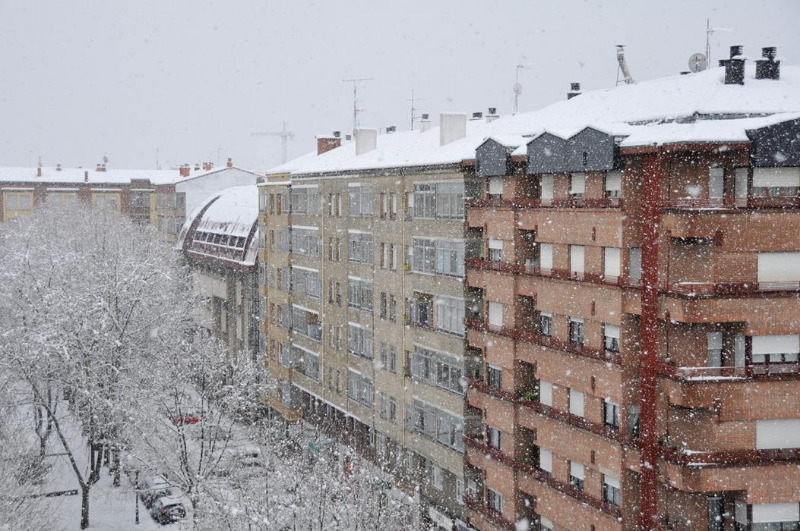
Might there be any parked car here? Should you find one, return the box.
[139,476,173,509]
[150,496,186,525]
[170,414,204,426]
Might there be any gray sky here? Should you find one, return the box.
[1,0,798,171]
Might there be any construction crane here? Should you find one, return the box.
[251,121,295,165]
[616,45,634,85]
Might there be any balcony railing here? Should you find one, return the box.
[463,495,515,530]
[467,379,636,447]
[656,361,800,381]
[465,318,621,365]
[658,444,800,467]
[466,258,634,290]
[662,197,800,210]
[465,197,624,210]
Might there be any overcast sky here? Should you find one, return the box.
[1,0,798,172]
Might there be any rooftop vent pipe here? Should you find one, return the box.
[756,46,780,80]
[471,112,483,120]
[386,126,396,134]
[486,107,499,123]
[723,45,745,85]
[567,82,582,99]
[420,113,432,133]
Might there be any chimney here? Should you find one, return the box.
[333,131,341,138]
[386,126,396,134]
[194,163,201,171]
[56,163,62,171]
[439,113,467,146]
[96,163,106,172]
[567,82,582,99]
[226,157,233,168]
[756,46,780,80]
[316,134,342,155]
[37,166,42,177]
[470,112,483,121]
[486,107,499,123]
[179,164,191,178]
[202,161,213,171]
[420,113,432,132]
[84,170,89,183]
[354,128,378,155]
[345,134,352,141]
[724,45,745,85]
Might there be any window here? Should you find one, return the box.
[752,335,800,365]
[348,277,373,311]
[707,331,723,367]
[379,292,387,319]
[389,397,397,423]
[540,516,554,531]
[629,247,642,283]
[294,345,320,381]
[380,342,388,369]
[737,502,800,530]
[456,479,464,505]
[539,380,553,406]
[389,295,397,322]
[488,177,504,199]
[569,389,585,417]
[540,175,554,204]
[752,167,800,197]
[540,312,552,337]
[756,419,800,449]
[758,252,800,283]
[348,231,373,263]
[603,475,621,507]
[435,182,465,219]
[379,393,387,419]
[569,317,584,344]
[604,324,620,352]
[291,306,322,341]
[487,366,502,389]
[487,426,501,450]
[569,173,586,197]
[291,227,321,256]
[413,183,436,218]
[735,167,749,201]
[568,461,585,491]
[389,244,398,270]
[289,187,319,215]
[411,238,436,273]
[488,302,503,328]
[410,345,464,394]
[605,170,622,198]
[539,243,553,272]
[488,239,504,262]
[389,346,397,373]
[570,245,584,279]
[92,192,121,213]
[407,292,433,328]
[436,295,465,336]
[604,247,621,280]
[289,267,321,299]
[380,192,388,219]
[436,240,466,276]
[487,488,503,513]
[348,185,373,217]
[431,465,443,490]
[628,404,641,438]
[347,370,374,407]
[347,323,373,359]
[604,400,621,430]
[709,167,724,200]
[405,399,464,452]
[539,448,552,474]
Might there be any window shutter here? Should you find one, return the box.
[539,380,553,406]
[756,419,800,449]
[541,175,554,201]
[488,177,504,196]
[752,335,800,355]
[604,247,621,277]
[605,171,622,193]
[570,245,585,275]
[752,167,800,188]
[605,324,620,339]
[540,243,553,270]
[570,173,586,195]
[539,448,552,473]
[758,252,800,282]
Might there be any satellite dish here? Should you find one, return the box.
[513,83,523,95]
[688,53,708,73]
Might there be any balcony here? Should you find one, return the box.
[664,281,800,297]
[465,435,623,519]
[465,318,620,365]
[463,495,515,531]
[662,197,800,210]
[465,197,624,210]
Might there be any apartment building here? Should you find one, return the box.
[176,185,261,366]
[258,122,494,528]
[0,159,260,242]
[463,48,800,531]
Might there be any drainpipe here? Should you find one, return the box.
[639,150,662,530]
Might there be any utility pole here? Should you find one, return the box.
[407,89,426,131]
[513,63,535,114]
[251,121,295,165]
[343,78,373,133]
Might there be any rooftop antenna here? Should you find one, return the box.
[615,45,635,85]
[407,89,427,130]
[343,77,373,133]
[513,63,535,114]
[156,149,160,170]
[251,121,295,164]
[706,18,733,66]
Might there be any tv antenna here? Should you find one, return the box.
[705,19,733,66]
[513,63,535,114]
[408,89,427,130]
[343,77,373,133]
[251,121,295,165]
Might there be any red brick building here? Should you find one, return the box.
[463,48,800,530]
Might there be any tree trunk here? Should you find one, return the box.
[80,483,90,529]
[112,447,121,487]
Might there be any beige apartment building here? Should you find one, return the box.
[258,123,489,528]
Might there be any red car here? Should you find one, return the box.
[170,414,204,426]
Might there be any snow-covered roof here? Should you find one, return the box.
[0,164,259,186]
[177,185,260,269]
[269,65,800,177]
